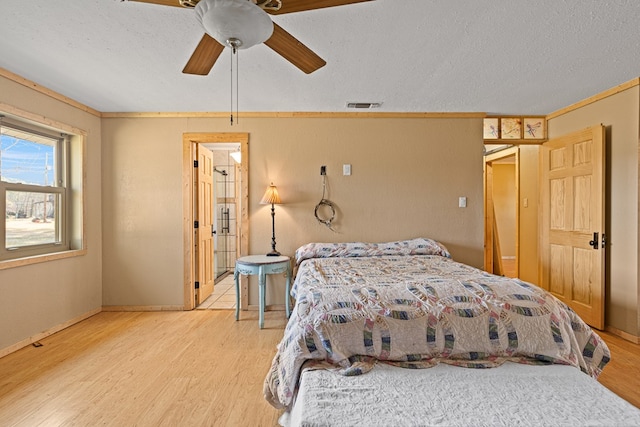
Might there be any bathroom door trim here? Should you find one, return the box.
[183,132,249,310]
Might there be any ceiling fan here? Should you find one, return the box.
[126,0,373,75]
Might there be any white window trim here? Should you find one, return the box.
[0,104,86,270]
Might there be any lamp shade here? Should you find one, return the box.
[195,0,274,49]
[260,183,281,205]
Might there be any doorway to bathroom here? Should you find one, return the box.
[208,144,240,281]
[195,143,241,309]
[182,133,249,311]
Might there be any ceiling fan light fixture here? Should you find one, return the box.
[195,0,274,50]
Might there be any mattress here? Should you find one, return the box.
[280,362,640,427]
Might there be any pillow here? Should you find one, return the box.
[294,238,450,265]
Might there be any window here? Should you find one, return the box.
[1,115,78,261]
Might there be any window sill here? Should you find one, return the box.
[0,248,87,271]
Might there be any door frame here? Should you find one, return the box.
[484,146,520,275]
[183,132,249,310]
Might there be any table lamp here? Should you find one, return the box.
[260,182,282,256]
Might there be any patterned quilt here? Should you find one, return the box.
[263,239,611,410]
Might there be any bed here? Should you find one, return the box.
[264,238,640,426]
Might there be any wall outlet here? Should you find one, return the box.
[458,197,467,208]
[320,165,326,175]
[343,164,351,175]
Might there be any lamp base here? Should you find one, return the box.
[266,250,281,257]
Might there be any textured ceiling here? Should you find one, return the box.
[0,0,639,114]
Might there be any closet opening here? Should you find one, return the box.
[484,145,519,278]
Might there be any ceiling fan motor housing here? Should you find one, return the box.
[195,0,274,49]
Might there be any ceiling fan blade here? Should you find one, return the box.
[124,0,187,7]
[183,34,225,75]
[265,0,373,15]
[264,24,326,74]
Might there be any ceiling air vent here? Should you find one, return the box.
[346,102,382,109]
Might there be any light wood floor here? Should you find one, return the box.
[0,310,288,427]
[1,311,638,427]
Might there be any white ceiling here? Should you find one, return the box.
[1,0,639,115]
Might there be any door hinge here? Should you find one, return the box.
[195,281,200,289]
[194,220,199,229]
[194,160,199,168]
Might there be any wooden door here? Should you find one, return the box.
[539,125,605,329]
[196,145,215,305]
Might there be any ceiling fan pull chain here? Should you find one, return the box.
[236,47,239,125]
[230,46,234,126]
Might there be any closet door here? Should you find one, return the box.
[539,125,605,329]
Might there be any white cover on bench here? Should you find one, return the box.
[280,362,640,427]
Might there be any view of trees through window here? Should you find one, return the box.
[1,128,59,249]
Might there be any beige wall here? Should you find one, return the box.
[0,75,103,353]
[101,118,186,307]
[101,116,485,307]
[547,86,640,336]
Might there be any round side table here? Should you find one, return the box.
[234,255,291,329]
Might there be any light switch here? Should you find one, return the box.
[459,197,467,208]
[343,164,351,175]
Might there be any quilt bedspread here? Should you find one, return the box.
[264,243,611,410]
